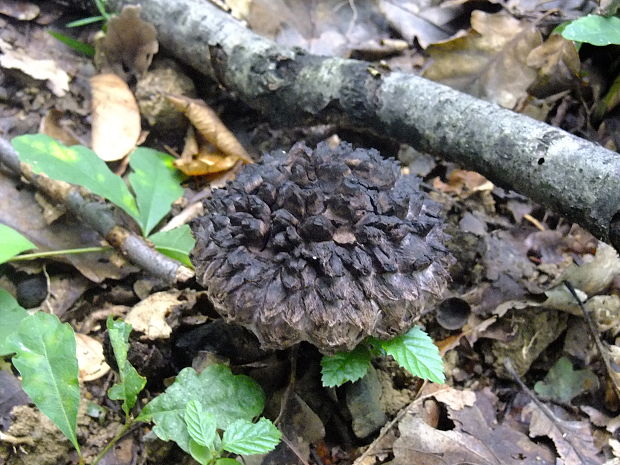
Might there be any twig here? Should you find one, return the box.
[503,358,594,465]
[563,280,620,400]
[0,137,193,284]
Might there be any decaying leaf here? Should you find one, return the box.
[75,333,110,382]
[523,402,603,465]
[39,109,80,147]
[167,95,253,176]
[432,169,494,198]
[424,11,542,108]
[391,389,555,464]
[90,73,141,161]
[95,5,158,79]
[125,289,202,340]
[0,38,70,97]
[527,34,581,98]
[378,0,463,48]
[534,356,599,403]
[0,0,40,21]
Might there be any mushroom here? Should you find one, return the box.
[191,142,453,353]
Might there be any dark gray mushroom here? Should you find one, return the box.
[191,142,453,353]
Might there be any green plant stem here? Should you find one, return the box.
[91,420,134,465]
[7,246,112,262]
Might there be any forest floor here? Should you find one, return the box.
[0,0,619,464]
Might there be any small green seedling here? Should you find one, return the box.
[10,134,194,266]
[321,326,445,387]
[0,285,279,464]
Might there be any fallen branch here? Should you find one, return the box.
[0,137,194,284]
[94,0,620,250]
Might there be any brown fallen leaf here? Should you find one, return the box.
[424,11,542,108]
[39,109,80,147]
[527,34,581,98]
[432,169,494,198]
[167,94,253,164]
[0,38,70,97]
[75,333,110,382]
[90,73,141,161]
[0,0,39,21]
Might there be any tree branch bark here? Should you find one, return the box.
[65,0,620,251]
[0,137,194,284]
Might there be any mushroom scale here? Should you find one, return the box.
[191,142,453,353]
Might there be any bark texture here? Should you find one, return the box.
[86,0,620,250]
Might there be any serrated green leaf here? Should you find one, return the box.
[148,225,195,267]
[8,312,80,452]
[0,224,36,264]
[561,15,620,46]
[0,290,28,356]
[222,418,281,455]
[379,326,445,384]
[106,317,146,417]
[12,134,139,221]
[534,356,599,403]
[320,345,372,387]
[184,400,217,449]
[128,148,184,236]
[138,365,265,453]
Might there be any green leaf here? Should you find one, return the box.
[128,148,184,236]
[66,16,106,28]
[561,15,620,46]
[106,317,146,417]
[215,459,242,465]
[0,224,36,264]
[8,312,80,452]
[138,365,265,453]
[222,418,281,455]
[188,438,213,465]
[0,290,28,356]
[377,326,445,384]
[148,225,195,267]
[320,345,372,387]
[12,134,139,221]
[184,400,217,449]
[47,31,95,57]
[534,356,599,403]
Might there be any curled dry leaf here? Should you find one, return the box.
[527,34,581,98]
[75,333,110,382]
[95,5,158,79]
[167,94,253,175]
[90,73,141,161]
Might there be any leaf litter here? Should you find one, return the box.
[0,0,619,464]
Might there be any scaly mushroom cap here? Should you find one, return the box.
[191,142,452,353]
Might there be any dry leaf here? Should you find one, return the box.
[168,95,252,162]
[0,39,70,96]
[95,5,158,79]
[39,109,80,146]
[90,73,141,161]
[76,333,110,382]
[0,0,39,21]
[432,169,493,197]
[527,34,581,98]
[125,290,202,340]
[424,11,542,108]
